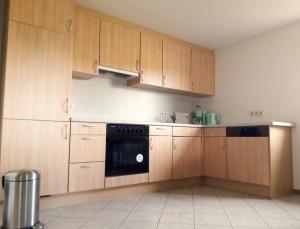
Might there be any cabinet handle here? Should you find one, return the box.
[63,98,69,114]
[140,70,144,82]
[80,164,94,168]
[93,60,99,74]
[81,137,96,141]
[191,81,194,91]
[173,138,176,150]
[149,137,153,150]
[62,124,68,140]
[81,124,96,128]
[136,59,140,73]
[66,19,73,33]
[162,75,166,87]
[156,127,165,130]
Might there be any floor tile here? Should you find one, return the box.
[74,200,110,209]
[160,211,194,224]
[126,210,161,222]
[80,218,122,229]
[46,217,87,229]
[40,206,74,217]
[135,201,165,211]
[263,216,300,228]
[223,206,258,216]
[195,213,231,226]
[120,220,158,229]
[94,209,130,221]
[104,200,137,211]
[194,205,226,215]
[164,202,194,212]
[157,222,194,229]
[255,207,291,218]
[195,226,232,229]
[227,214,268,227]
[61,207,100,219]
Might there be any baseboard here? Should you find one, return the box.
[204,177,270,198]
[39,177,203,209]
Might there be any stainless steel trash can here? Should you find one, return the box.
[2,170,43,229]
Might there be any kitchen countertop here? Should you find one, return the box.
[71,117,295,128]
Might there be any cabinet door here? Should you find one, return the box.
[0,120,70,196]
[140,33,163,86]
[163,40,191,91]
[73,11,100,76]
[227,137,270,185]
[191,49,215,95]
[100,20,140,73]
[173,137,203,179]
[149,136,172,182]
[205,137,227,179]
[70,135,106,163]
[69,162,105,192]
[4,21,71,121]
[9,0,73,34]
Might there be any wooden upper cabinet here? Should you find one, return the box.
[149,136,173,182]
[9,0,73,34]
[173,137,203,179]
[0,120,70,196]
[72,10,100,77]
[3,21,71,121]
[227,137,270,186]
[204,137,228,179]
[140,33,163,86]
[100,20,140,73]
[163,40,191,91]
[191,49,215,95]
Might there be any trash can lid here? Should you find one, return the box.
[3,169,40,182]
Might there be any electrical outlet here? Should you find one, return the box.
[248,110,264,117]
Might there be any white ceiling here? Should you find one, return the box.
[75,0,300,49]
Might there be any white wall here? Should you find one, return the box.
[201,21,300,189]
[71,73,201,122]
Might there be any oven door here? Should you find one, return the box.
[105,137,149,177]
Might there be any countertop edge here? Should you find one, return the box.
[71,118,295,128]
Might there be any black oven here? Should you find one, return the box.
[105,124,149,177]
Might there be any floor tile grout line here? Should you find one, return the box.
[155,191,170,229]
[242,195,272,229]
[192,187,196,229]
[213,188,234,229]
[117,193,146,228]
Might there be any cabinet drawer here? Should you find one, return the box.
[204,128,226,137]
[69,162,105,192]
[173,127,202,137]
[150,126,172,136]
[70,135,105,163]
[72,122,106,135]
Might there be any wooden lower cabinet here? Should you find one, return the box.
[227,137,270,186]
[0,119,70,196]
[70,135,106,163]
[173,137,203,179]
[204,137,227,179]
[69,162,105,192]
[149,136,173,182]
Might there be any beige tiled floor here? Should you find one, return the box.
[39,185,300,229]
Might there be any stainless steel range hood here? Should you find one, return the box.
[99,65,139,78]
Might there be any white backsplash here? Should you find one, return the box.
[71,72,201,122]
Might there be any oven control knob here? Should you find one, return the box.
[136,154,144,163]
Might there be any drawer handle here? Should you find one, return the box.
[156,127,166,130]
[81,137,96,141]
[81,124,96,128]
[80,164,94,168]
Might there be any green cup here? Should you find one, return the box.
[206,112,220,125]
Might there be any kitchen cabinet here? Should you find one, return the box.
[205,137,227,179]
[163,40,191,91]
[70,135,106,163]
[72,10,100,78]
[9,0,73,34]
[191,49,215,95]
[3,21,71,121]
[100,20,140,74]
[227,137,270,185]
[139,33,163,86]
[0,119,70,196]
[69,162,105,192]
[149,136,173,182]
[173,137,203,179]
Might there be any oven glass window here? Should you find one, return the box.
[106,138,149,176]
